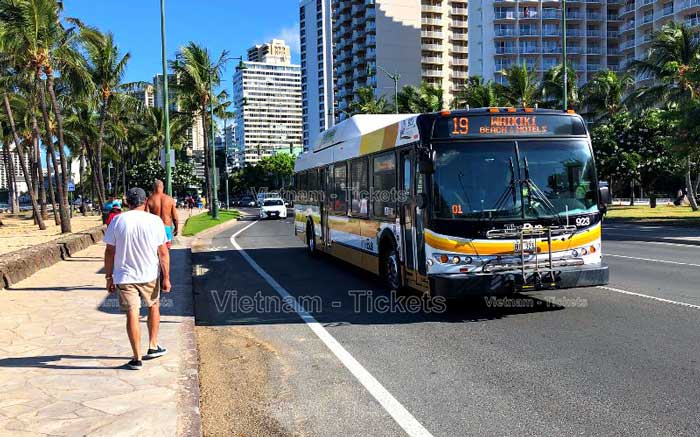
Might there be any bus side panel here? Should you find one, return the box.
[359,218,380,275]
[328,214,363,268]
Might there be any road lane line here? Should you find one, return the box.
[230,220,434,437]
[604,234,700,247]
[597,286,700,310]
[605,253,700,268]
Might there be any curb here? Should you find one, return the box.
[0,225,106,290]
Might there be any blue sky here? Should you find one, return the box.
[63,0,301,88]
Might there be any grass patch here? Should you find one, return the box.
[606,205,700,224]
[182,210,241,236]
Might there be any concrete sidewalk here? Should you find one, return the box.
[0,242,200,436]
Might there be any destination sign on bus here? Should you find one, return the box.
[433,114,586,139]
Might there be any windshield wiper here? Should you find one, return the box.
[521,157,563,225]
[482,158,518,224]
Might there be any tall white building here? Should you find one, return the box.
[233,40,303,166]
[331,0,468,118]
[468,0,625,86]
[0,144,28,194]
[300,0,335,151]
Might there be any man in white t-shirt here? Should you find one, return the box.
[104,187,171,370]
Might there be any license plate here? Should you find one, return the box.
[514,240,536,253]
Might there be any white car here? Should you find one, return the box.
[259,198,287,219]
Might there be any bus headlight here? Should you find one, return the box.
[452,256,461,264]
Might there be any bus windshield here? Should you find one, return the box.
[433,139,598,220]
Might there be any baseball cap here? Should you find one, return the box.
[126,187,147,207]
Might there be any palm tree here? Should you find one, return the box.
[79,26,130,206]
[397,83,443,113]
[495,63,540,107]
[451,76,501,109]
[348,86,393,115]
[540,63,580,110]
[170,42,230,206]
[0,0,79,232]
[631,22,700,211]
[581,70,634,121]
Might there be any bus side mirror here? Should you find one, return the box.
[416,193,428,209]
[598,183,611,213]
[418,151,434,174]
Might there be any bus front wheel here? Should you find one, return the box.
[380,242,401,291]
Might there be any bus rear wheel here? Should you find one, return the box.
[380,243,401,291]
[306,222,317,256]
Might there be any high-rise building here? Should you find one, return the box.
[0,144,27,194]
[233,40,303,166]
[468,0,623,86]
[300,0,335,151]
[130,84,155,108]
[619,0,700,77]
[247,39,292,64]
[330,0,468,118]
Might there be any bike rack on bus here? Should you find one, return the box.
[484,224,579,290]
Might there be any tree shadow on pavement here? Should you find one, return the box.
[0,354,129,370]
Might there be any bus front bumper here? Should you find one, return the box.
[429,264,609,298]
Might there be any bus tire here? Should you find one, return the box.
[306,221,317,256]
[379,239,402,292]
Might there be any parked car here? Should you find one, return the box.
[259,198,287,219]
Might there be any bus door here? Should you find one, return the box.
[399,150,418,282]
[322,165,332,248]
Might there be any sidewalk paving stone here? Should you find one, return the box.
[0,241,200,436]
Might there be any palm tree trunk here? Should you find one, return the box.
[46,71,72,230]
[79,149,86,216]
[1,139,19,214]
[30,115,48,220]
[3,93,46,230]
[45,148,60,225]
[36,73,71,233]
[686,158,698,211]
[94,98,109,206]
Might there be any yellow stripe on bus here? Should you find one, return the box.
[424,223,601,256]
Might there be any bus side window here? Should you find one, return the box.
[373,152,397,218]
[350,158,369,216]
[333,163,347,214]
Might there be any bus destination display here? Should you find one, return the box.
[433,114,586,139]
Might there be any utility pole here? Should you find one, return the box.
[224,118,230,209]
[159,0,173,195]
[562,0,568,110]
[209,72,219,219]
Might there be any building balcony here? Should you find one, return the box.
[422,30,443,38]
[607,30,619,38]
[494,12,517,20]
[422,68,443,78]
[495,28,516,37]
[423,43,443,51]
[620,39,635,50]
[566,46,582,54]
[542,10,561,19]
[620,4,634,15]
[451,20,468,28]
[682,0,700,9]
[351,4,363,15]
[543,45,562,54]
[641,15,653,25]
[636,35,653,45]
[519,46,540,54]
[450,45,468,54]
[607,14,622,21]
[367,8,376,18]
[422,17,442,25]
[351,17,365,27]
[451,7,468,15]
[450,32,468,41]
[608,64,620,72]
[451,71,469,79]
[543,30,561,37]
[586,47,602,55]
[495,63,514,72]
[586,13,602,20]
[620,21,635,32]
[519,30,539,37]
[495,47,516,54]
[421,56,443,64]
[422,4,442,13]
[450,58,468,66]
[607,48,621,55]
[587,29,602,37]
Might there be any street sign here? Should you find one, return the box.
[67,182,75,192]
[160,149,175,168]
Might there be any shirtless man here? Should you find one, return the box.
[146,180,178,247]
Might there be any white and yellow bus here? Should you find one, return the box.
[294,108,609,297]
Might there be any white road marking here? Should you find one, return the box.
[605,253,700,268]
[604,233,700,247]
[597,286,700,310]
[230,220,433,437]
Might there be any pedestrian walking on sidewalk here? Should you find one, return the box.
[104,187,171,370]
[146,180,179,249]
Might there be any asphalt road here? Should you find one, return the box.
[192,211,700,436]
